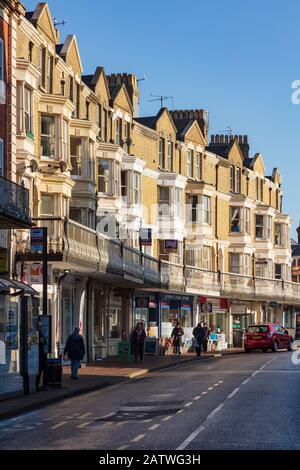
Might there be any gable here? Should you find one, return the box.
[94,69,110,106]
[272,168,281,186]
[228,141,244,166]
[156,109,177,135]
[113,85,132,113]
[62,35,83,76]
[184,120,206,146]
[252,153,266,176]
[34,4,57,44]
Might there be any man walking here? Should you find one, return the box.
[193,323,206,357]
[63,327,85,379]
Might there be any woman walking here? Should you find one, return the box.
[131,323,146,364]
[171,321,184,355]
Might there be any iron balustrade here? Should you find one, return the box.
[0,176,31,227]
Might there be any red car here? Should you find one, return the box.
[244,324,293,353]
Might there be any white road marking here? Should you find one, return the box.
[227,388,240,399]
[218,380,224,383]
[207,387,214,390]
[177,426,206,450]
[251,371,259,376]
[259,364,266,370]
[184,402,193,407]
[162,415,173,421]
[131,433,145,442]
[201,391,208,395]
[50,421,68,430]
[149,424,160,430]
[214,383,219,387]
[207,403,224,420]
[176,410,184,414]
[193,396,201,400]
[78,412,92,419]
[76,421,93,429]
[117,445,129,450]
[242,378,250,385]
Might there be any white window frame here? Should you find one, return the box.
[159,138,165,168]
[255,214,264,239]
[187,194,199,223]
[244,254,251,276]
[230,207,241,233]
[236,167,241,194]
[230,165,235,192]
[40,194,55,216]
[244,208,250,235]
[167,141,173,171]
[116,118,122,146]
[87,141,94,179]
[187,150,193,178]
[0,138,4,177]
[133,171,141,205]
[0,38,4,82]
[70,137,84,176]
[174,188,183,218]
[229,253,240,274]
[24,87,32,134]
[62,119,68,163]
[203,195,211,225]
[196,153,201,180]
[202,245,211,270]
[158,186,170,217]
[98,159,113,195]
[40,115,56,159]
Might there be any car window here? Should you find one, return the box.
[247,325,269,333]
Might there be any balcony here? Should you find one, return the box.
[16,217,161,287]
[0,176,32,228]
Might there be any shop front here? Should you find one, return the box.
[230,303,257,348]
[198,296,230,350]
[133,294,159,335]
[160,293,194,339]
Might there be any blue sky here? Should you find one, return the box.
[25,0,300,236]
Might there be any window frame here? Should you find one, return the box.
[236,167,241,194]
[0,138,4,177]
[40,114,56,159]
[230,165,235,192]
[98,158,113,195]
[24,86,32,133]
[0,38,4,82]
[159,138,165,168]
[187,149,193,178]
[167,140,173,171]
[196,152,201,180]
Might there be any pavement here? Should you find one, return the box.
[0,348,243,421]
[0,349,298,450]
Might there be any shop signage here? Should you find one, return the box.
[139,228,152,246]
[144,338,157,355]
[201,302,213,313]
[136,297,149,308]
[30,228,44,253]
[164,240,178,250]
[161,294,193,303]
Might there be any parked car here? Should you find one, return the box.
[244,324,293,353]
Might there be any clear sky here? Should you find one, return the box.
[24,0,300,236]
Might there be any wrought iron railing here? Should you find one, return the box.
[0,176,31,226]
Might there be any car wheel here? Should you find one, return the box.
[245,348,251,353]
[272,340,278,353]
[262,348,268,353]
[288,341,293,352]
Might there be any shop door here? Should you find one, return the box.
[232,315,243,347]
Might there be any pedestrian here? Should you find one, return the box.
[36,317,48,391]
[131,323,146,364]
[63,327,85,379]
[203,323,210,353]
[193,323,206,356]
[171,321,184,355]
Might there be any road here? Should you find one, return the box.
[0,351,299,450]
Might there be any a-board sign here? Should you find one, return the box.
[144,338,157,355]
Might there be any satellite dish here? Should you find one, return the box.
[59,160,68,172]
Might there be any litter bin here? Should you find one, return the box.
[46,358,62,387]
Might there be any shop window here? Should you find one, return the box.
[109,309,121,339]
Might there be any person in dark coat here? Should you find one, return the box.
[171,321,184,355]
[193,323,206,356]
[203,323,210,352]
[131,323,146,363]
[63,327,85,379]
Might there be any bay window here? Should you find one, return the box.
[41,115,55,158]
[203,195,211,224]
[87,141,94,179]
[24,87,32,134]
[229,253,251,275]
[186,248,199,267]
[158,187,170,216]
[255,214,264,239]
[41,194,54,216]
[98,159,112,194]
[174,188,182,218]
[70,138,84,176]
[121,171,128,202]
[62,119,68,163]
[229,253,240,273]
[274,223,283,246]
[133,172,141,205]
[230,207,241,232]
[187,195,198,223]
[244,208,250,234]
[275,263,283,280]
[202,246,211,270]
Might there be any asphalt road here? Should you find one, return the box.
[0,351,299,450]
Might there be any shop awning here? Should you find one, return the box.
[0,278,38,295]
